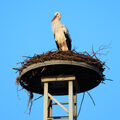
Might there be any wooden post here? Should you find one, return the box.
[69,81,74,120]
[43,83,48,120]
[48,97,52,118]
[74,93,77,120]
[42,76,75,120]
[48,93,69,113]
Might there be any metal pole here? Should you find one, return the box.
[69,81,74,120]
[43,82,48,120]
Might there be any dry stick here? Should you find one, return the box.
[101,81,106,84]
[14,50,104,73]
[22,56,32,58]
[77,92,85,118]
[77,92,96,119]
[92,44,111,58]
[105,79,113,81]
[13,68,22,71]
[92,45,98,59]
[28,95,43,115]
[16,86,22,100]
[18,88,24,91]
[25,92,33,114]
[96,45,111,55]
[86,92,96,106]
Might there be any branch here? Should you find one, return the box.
[77,93,85,118]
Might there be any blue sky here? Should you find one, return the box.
[0,0,120,120]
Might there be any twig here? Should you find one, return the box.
[13,68,22,71]
[86,92,95,106]
[105,79,113,81]
[28,95,43,115]
[25,92,33,114]
[77,92,85,118]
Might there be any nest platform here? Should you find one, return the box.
[15,50,105,95]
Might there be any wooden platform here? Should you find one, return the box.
[19,60,103,95]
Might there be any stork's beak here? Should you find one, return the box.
[51,15,57,22]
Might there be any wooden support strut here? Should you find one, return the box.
[69,81,74,120]
[74,93,77,120]
[48,93,69,113]
[43,82,48,120]
[42,75,76,120]
[48,97,52,118]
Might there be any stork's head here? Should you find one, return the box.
[51,12,61,22]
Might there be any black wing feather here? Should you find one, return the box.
[64,32,71,50]
[55,41,59,50]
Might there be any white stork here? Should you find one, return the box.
[51,12,71,51]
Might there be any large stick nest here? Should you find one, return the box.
[14,50,105,74]
[13,50,106,114]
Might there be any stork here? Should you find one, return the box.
[51,12,71,51]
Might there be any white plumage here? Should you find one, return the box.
[51,12,71,51]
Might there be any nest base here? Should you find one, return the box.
[19,60,103,95]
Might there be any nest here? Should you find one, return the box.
[13,50,106,114]
[14,50,105,74]
[14,50,105,91]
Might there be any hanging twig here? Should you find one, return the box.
[25,92,33,114]
[28,95,43,115]
[105,79,113,81]
[77,92,85,118]
[86,92,95,106]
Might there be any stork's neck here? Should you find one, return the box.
[52,19,64,32]
[52,18,60,24]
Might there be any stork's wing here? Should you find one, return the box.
[64,32,71,50]
[55,41,59,50]
[54,34,59,50]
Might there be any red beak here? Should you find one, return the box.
[51,15,57,22]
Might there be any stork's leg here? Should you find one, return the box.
[59,44,62,51]
[62,41,68,51]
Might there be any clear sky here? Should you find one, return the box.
[0,0,120,120]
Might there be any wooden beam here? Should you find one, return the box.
[48,97,52,118]
[41,75,75,82]
[74,93,77,120]
[52,102,68,105]
[48,116,69,119]
[48,93,69,113]
[43,83,48,120]
[69,81,74,120]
